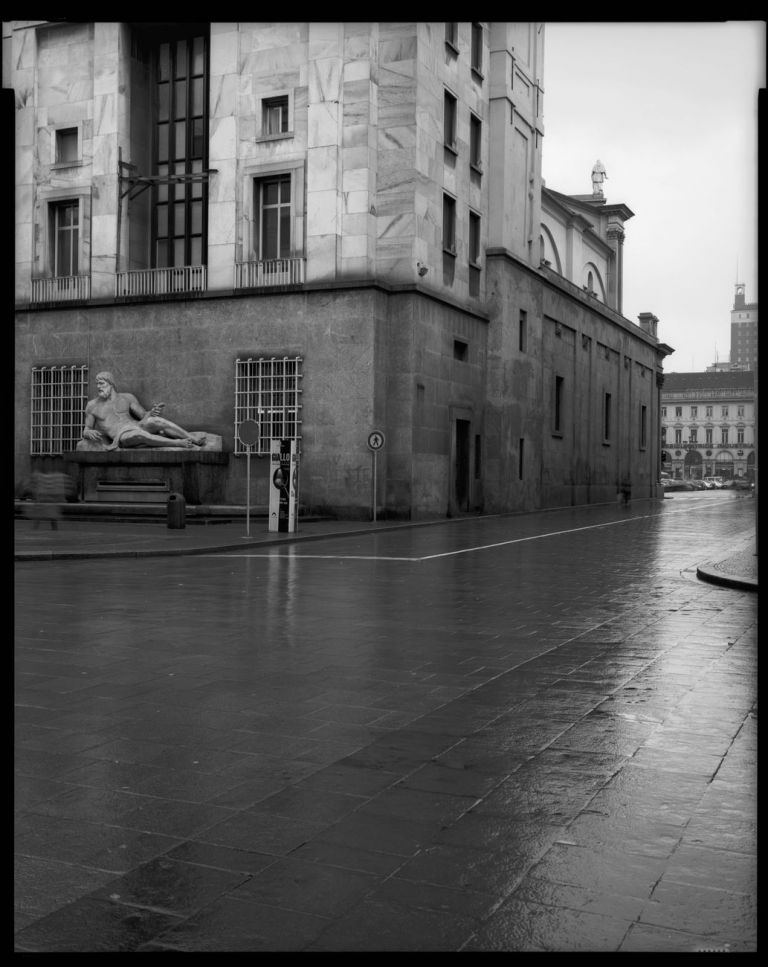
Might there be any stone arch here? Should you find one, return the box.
[684,450,703,478]
[582,261,606,302]
[539,224,562,274]
[715,450,734,479]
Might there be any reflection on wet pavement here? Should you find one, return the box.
[15,497,757,950]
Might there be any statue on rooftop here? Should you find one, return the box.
[77,372,218,451]
[591,160,607,197]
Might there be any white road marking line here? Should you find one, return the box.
[202,503,724,563]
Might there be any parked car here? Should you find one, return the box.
[689,478,707,490]
[703,476,726,489]
[733,478,753,491]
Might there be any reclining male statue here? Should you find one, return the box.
[78,371,209,451]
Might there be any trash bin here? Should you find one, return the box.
[167,491,186,529]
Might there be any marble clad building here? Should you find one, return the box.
[9,21,673,517]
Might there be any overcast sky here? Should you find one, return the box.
[540,21,764,373]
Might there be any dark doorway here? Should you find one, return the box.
[455,419,470,511]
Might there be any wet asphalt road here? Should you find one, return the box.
[15,494,757,951]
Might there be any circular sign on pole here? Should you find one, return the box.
[367,430,385,451]
[238,419,260,447]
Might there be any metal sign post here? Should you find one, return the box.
[237,420,260,538]
[367,429,385,522]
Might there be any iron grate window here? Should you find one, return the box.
[234,356,302,455]
[30,365,89,455]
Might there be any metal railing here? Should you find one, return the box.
[115,265,207,298]
[30,276,91,305]
[234,258,305,289]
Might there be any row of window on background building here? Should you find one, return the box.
[30,359,303,457]
[663,428,746,445]
[662,405,745,418]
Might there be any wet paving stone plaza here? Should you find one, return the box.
[14,493,757,951]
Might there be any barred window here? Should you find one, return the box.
[234,356,302,455]
[30,365,89,455]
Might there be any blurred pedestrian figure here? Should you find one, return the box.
[27,471,73,530]
[619,475,632,507]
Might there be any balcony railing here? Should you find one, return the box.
[235,258,305,289]
[115,265,207,298]
[30,275,91,305]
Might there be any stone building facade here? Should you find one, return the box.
[9,21,672,518]
[661,371,757,482]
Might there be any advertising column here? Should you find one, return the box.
[269,439,299,533]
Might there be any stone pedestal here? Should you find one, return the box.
[66,448,230,505]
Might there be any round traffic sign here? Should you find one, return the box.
[238,419,260,447]
[367,430,385,451]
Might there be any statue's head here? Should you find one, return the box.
[95,372,116,397]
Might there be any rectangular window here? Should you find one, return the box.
[471,23,483,75]
[263,95,289,136]
[255,174,292,261]
[153,31,208,269]
[721,406,729,418]
[554,376,564,433]
[51,200,79,277]
[706,428,713,445]
[519,309,527,352]
[30,365,89,455]
[453,339,468,361]
[689,428,697,444]
[55,128,78,164]
[604,392,612,442]
[661,406,667,417]
[442,193,456,254]
[706,405,713,417]
[675,406,682,418]
[690,406,697,418]
[737,427,744,444]
[444,90,457,150]
[445,22,459,50]
[640,404,648,449]
[469,113,482,169]
[675,429,682,445]
[468,210,481,266]
[738,405,745,417]
[234,356,303,455]
[721,428,729,444]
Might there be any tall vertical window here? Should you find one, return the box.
[706,428,713,445]
[469,113,482,169]
[234,356,303,455]
[675,407,682,418]
[471,23,483,75]
[603,392,612,442]
[444,90,457,150]
[468,210,481,265]
[689,427,697,444]
[737,427,744,444]
[51,201,79,277]
[30,365,89,455]
[640,404,648,449]
[153,31,208,269]
[721,428,729,444]
[442,194,456,254]
[690,406,697,418]
[675,429,682,445]
[721,406,729,418]
[255,175,291,260]
[554,376,564,433]
[706,406,713,417]
[445,22,459,50]
[519,309,528,352]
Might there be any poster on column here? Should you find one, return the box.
[269,439,299,532]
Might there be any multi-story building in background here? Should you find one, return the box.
[661,370,756,482]
[9,21,673,518]
[730,283,758,371]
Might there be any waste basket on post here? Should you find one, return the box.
[167,492,186,529]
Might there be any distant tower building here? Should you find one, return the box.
[730,283,758,370]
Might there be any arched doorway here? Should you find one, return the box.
[684,450,703,479]
[715,451,734,480]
